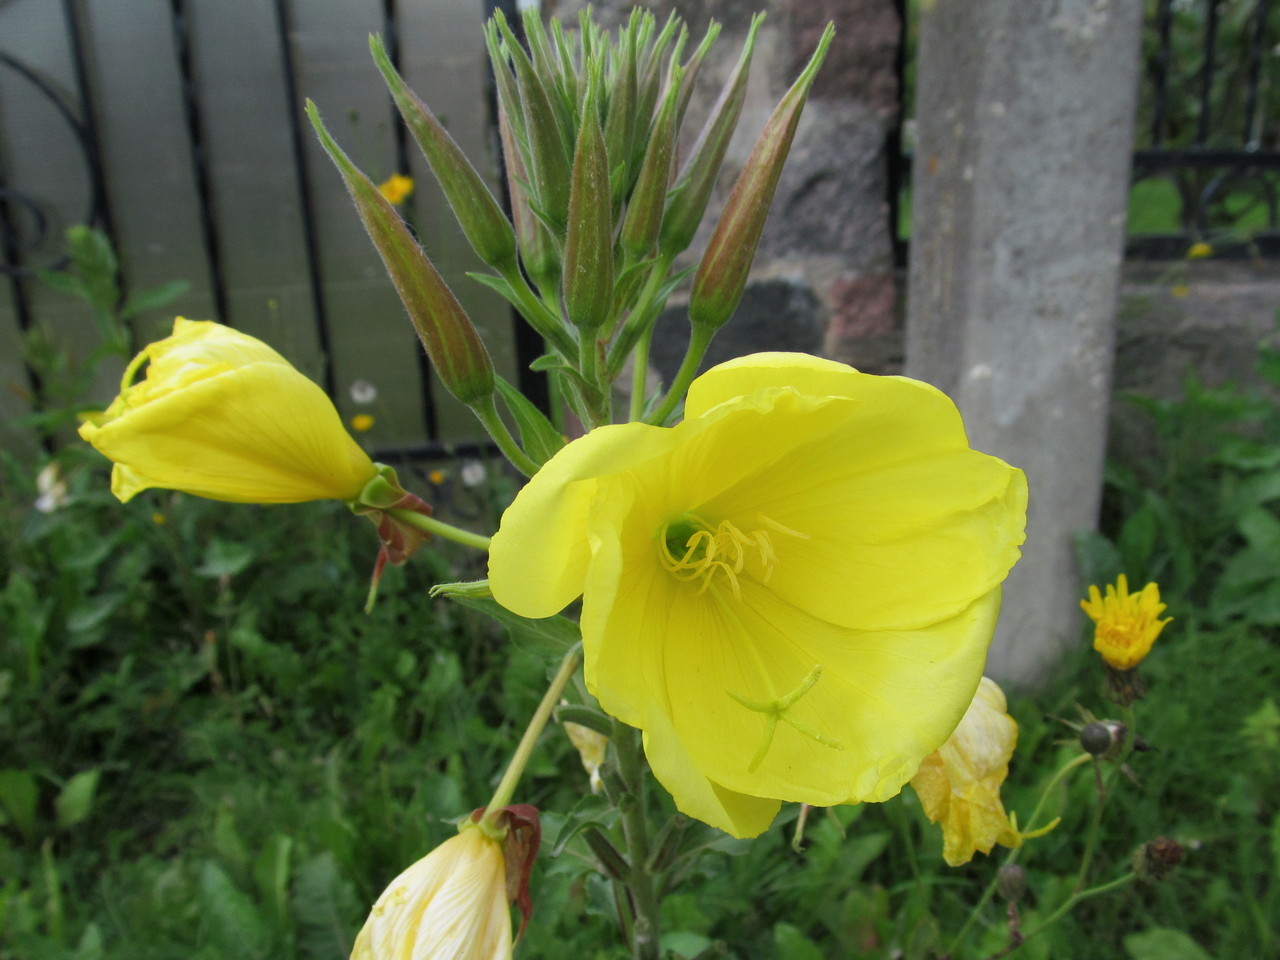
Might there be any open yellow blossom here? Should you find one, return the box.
[378,173,415,205]
[489,353,1027,837]
[1081,574,1172,670]
[352,825,511,960]
[911,677,1021,866]
[1187,241,1213,260]
[79,318,377,504]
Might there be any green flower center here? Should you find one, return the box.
[657,513,806,598]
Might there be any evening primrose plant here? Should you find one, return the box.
[70,8,1184,959]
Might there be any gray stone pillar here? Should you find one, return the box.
[905,0,1144,685]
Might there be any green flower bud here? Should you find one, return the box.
[658,14,762,260]
[1080,720,1127,761]
[603,17,639,208]
[307,101,494,405]
[620,65,682,261]
[562,71,614,331]
[498,102,560,295]
[996,864,1027,903]
[369,35,516,272]
[688,22,834,331]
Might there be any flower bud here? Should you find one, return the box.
[562,71,614,331]
[307,101,495,406]
[498,103,560,295]
[658,15,760,260]
[688,22,834,331]
[1132,836,1184,882]
[1079,720,1127,761]
[370,35,517,272]
[603,19,639,208]
[620,65,682,261]
[78,318,377,505]
[996,863,1027,903]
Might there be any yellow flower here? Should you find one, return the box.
[351,413,376,433]
[378,173,415,205]
[79,318,377,504]
[911,677,1021,867]
[1187,241,1212,260]
[352,825,511,960]
[1171,284,1190,298]
[1081,574,1171,671]
[489,353,1027,837]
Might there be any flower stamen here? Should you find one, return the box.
[658,513,807,596]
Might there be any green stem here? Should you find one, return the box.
[1072,760,1107,893]
[989,874,1136,959]
[947,752,1091,958]
[612,721,662,960]
[483,644,583,821]
[629,325,654,422]
[606,253,675,379]
[385,508,492,551]
[645,323,714,425]
[499,263,578,359]
[470,393,542,477]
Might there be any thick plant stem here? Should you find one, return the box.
[385,508,492,551]
[612,721,662,960]
[484,644,583,823]
[629,325,655,422]
[645,323,715,425]
[470,393,542,477]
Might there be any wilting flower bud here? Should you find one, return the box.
[996,863,1027,902]
[79,318,376,504]
[688,22,833,331]
[564,719,608,793]
[1079,720,1127,761]
[307,101,495,406]
[562,75,614,331]
[688,23,833,331]
[1132,836,1184,882]
[370,36,517,272]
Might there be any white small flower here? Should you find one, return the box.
[35,463,70,513]
[350,379,379,405]
[460,460,487,488]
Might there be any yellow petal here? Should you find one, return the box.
[82,360,374,503]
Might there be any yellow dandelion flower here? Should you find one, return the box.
[1081,574,1171,671]
[350,413,375,433]
[489,353,1027,837]
[377,173,414,205]
[79,318,376,504]
[1187,241,1212,260]
[428,469,446,485]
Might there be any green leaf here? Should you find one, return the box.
[773,922,825,960]
[253,833,294,930]
[1123,927,1212,960]
[198,861,272,960]
[444,594,580,655]
[118,280,191,320]
[0,769,39,841]
[195,539,256,578]
[494,375,566,465]
[66,592,126,639]
[292,852,361,960]
[54,769,100,829]
[36,269,92,302]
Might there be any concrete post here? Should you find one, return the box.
[905,0,1144,685]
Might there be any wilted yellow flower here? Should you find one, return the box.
[351,413,376,433]
[378,173,414,205]
[564,720,608,793]
[1187,241,1212,260]
[79,318,377,504]
[352,825,511,960]
[489,353,1027,837]
[1081,574,1171,671]
[911,677,1021,866]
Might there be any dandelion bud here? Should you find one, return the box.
[370,35,517,272]
[1132,836,1184,882]
[996,864,1027,902]
[688,22,834,332]
[307,101,495,405]
[1080,720,1127,761]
